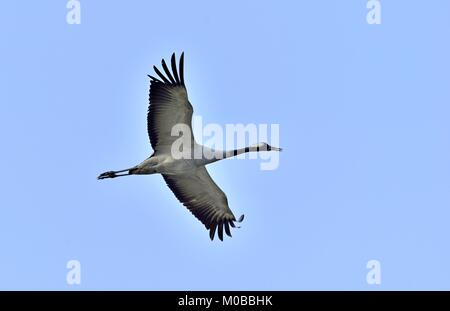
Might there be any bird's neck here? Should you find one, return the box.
[223,146,259,159]
[201,146,264,165]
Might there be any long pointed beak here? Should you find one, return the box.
[272,147,283,152]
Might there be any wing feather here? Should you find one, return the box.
[149,53,244,241]
[171,53,180,84]
[179,52,185,85]
[161,59,176,84]
[162,167,243,240]
[147,53,193,151]
[153,65,171,84]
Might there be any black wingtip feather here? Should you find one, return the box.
[218,222,224,241]
[209,223,217,241]
[148,75,162,83]
[238,214,245,223]
[171,53,180,84]
[152,53,185,86]
[224,222,232,237]
[179,52,185,85]
[161,59,176,84]
[153,66,170,84]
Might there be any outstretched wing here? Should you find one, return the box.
[162,167,244,241]
[148,52,194,151]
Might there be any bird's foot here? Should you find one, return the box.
[97,171,117,180]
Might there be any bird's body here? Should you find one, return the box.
[98,53,281,241]
[134,152,194,175]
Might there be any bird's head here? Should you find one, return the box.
[254,142,283,152]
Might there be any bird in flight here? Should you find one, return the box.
[98,53,282,241]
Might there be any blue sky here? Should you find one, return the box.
[1,1,450,290]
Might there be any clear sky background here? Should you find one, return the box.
[1,1,450,290]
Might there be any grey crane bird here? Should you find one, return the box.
[98,53,282,241]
